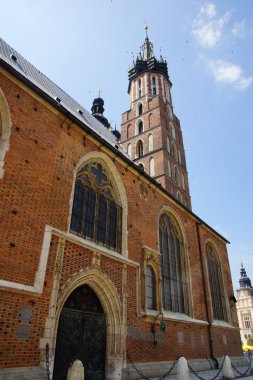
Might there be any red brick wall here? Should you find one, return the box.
[0,72,242,369]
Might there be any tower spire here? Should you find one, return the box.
[239,263,252,288]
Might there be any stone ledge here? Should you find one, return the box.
[0,366,46,380]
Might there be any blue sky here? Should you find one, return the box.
[1,0,252,290]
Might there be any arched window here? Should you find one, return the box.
[138,79,142,98]
[159,214,188,314]
[127,143,132,159]
[148,134,153,152]
[0,89,12,179]
[136,140,144,158]
[127,124,131,139]
[168,160,171,177]
[149,157,155,176]
[177,191,183,203]
[138,120,143,134]
[175,166,180,186]
[178,149,182,164]
[171,123,176,139]
[206,243,228,321]
[70,161,122,252]
[146,266,155,309]
[152,76,157,96]
[167,136,170,153]
[138,103,143,116]
[138,163,144,171]
[181,174,185,190]
[172,143,177,161]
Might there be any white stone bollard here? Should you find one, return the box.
[67,359,85,380]
[176,357,190,380]
[222,355,234,380]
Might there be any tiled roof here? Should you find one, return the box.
[0,37,125,155]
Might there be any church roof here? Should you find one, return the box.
[0,37,125,155]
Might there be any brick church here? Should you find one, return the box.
[0,32,243,380]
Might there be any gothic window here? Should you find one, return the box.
[206,243,228,322]
[138,79,142,98]
[172,143,177,161]
[138,103,143,116]
[138,163,144,171]
[136,140,144,158]
[127,143,132,159]
[127,124,131,138]
[167,136,170,153]
[175,166,180,186]
[152,76,157,96]
[168,160,171,177]
[138,120,143,134]
[148,134,153,152]
[70,161,122,252]
[0,89,12,179]
[149,157,155,176]
[170,123,176,139]
[178,149,182,164]
[159,214,188,314]
[181,174,185,190]
[177,191,183,203]
[146,266,156,310]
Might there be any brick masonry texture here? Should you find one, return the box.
[0,70,242,375]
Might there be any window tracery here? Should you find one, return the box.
[70,161,122,252]
[206,243,228,321]
[159,214,189,314]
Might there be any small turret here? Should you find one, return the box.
[91,96,110,129]
[239,263,252,289]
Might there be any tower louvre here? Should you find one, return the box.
[121,31,191,209]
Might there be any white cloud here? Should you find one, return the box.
[232,20,246,37]
[192,3,232,48]
[206,58,253,90]
[200,3,216,17]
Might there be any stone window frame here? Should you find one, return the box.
[205,241,229,323]
[0,88,12,179]
[142,246,162,314]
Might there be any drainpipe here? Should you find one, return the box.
[196,222,219,369]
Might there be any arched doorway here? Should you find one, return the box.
[53,285,106,380]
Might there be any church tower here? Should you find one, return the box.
[121,28,191,209]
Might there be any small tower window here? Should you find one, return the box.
[167,137,170,153]
[181,174,185,190]
[172,143,177,161]
[136,140,144,158]
[175,166,180,186]
[152,76,157,95]
[170,123,176,139]
[138,103,143,116]
[149,157,155,176]
[138,79,142,98]
[177,191,183,203]
[127,143,132,159]
[148,134,153,152]
[178,149,182,164]
[168,160,171,177]
[138,120,143,134]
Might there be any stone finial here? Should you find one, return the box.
[176,357,189,380]
[222,355,234,380]
[67,359,84,380]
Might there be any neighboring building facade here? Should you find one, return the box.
[236,265,253,346]
[0,34,243,380]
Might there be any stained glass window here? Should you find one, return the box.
[70,161,122,252]
[159,214,188,314]
[206,244,228,321]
